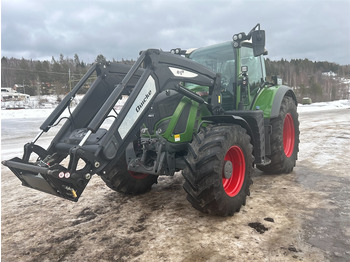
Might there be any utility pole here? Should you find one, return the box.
[68,68,72,91]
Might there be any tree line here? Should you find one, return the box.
[2,54,349,103]
[1,54,134,97]
[265,58,350,102]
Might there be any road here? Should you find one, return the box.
[1,108,350,261]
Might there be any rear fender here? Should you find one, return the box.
[253,85,297,118]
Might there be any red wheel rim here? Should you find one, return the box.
[283,113,295,158]
[222,146,245,197]
[129,171,149,180]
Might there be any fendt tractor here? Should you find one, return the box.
[3,24,299,216]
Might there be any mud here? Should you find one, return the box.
[1,108,349,261]
[248,222,269,234]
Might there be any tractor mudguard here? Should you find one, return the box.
[202,115,252,135]
[202,109,270,165]
[252,85,297,118]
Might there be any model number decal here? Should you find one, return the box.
[169,67,198,78]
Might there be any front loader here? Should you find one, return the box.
[2,24,299,216]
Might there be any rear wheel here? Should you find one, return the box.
[183,125,253,216]
[101,155,158,195]
[257,96,300,174]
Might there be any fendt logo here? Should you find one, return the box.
[136,90,152,112]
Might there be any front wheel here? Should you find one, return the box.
[182,125,254,216]
[101,155,158,195]
[257,96,300,174]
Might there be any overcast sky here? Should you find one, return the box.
[1,0,350,65]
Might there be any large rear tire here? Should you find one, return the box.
[257,96,300,174]
[183,125,253,216]
[101,155,158,195]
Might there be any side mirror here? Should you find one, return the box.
[251,30,265,57]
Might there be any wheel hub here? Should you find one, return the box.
[223,160,233,179]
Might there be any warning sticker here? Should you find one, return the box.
[174,134,180,142]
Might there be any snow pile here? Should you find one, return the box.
[297,99,350,113]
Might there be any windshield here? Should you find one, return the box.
[189,41,236,88]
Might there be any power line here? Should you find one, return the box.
[1,67,87,77]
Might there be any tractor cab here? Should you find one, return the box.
[188,36,266,111]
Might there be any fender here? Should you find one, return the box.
[201,115,254,147]
[202,112,268,165]
[202,115,252,133]
[253,85,297,118]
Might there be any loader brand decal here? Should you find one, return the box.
[136,90,152,112]
[119,76,156,139]
[169,67,198,78]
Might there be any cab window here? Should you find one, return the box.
[241,46,265,95]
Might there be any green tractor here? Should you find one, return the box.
[2,24,299,216]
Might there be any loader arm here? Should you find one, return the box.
[92,49,221,164]
[2,49,221,202]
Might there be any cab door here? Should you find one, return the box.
[240,45,266,108]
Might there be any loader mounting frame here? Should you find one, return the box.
[3,49,222,201]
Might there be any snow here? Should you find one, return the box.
[1,108,57,119]
[1,95,128,120]
[322,71,337,77]
[297,99,350,113]
[1,98,349,120]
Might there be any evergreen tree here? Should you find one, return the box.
[95,54,107,64]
